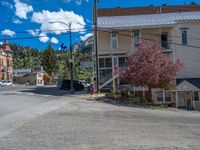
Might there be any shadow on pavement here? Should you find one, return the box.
[18,86,87,97]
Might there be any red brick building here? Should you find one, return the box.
[0,39,13,80]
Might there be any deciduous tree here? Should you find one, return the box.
[120,40,182,99]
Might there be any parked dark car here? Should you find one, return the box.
[60,80,84,91]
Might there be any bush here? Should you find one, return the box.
[159,103,168,108]
[121,89,129,98]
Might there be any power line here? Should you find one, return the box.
[0,28,93,41]
[14,27,92,34]
[3,26,200,49]
[97,27,200,42]
[97,27,200,49]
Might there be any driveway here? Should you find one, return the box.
[0,89,200,150]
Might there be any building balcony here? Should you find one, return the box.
[161,41,173,53]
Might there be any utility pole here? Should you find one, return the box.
[69,22,74,94]
[93,0,100,94]
[49,21,75,93]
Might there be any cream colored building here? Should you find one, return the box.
[96,4,200,110]
[13,67,51,86]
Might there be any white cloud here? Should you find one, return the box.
[86,19,92,23]
[13,18,22,24]
[39,33,49,43]
[1,1,13,9]
[80,33,93,41]
[63,0,89,5]
[27,29,38,36]
[14,0,33,19]
[75,0,89,5]
[75,0,82,5]
[1,29,16,37]
[32,9,85,35]
[51,37,59,44]
[63,0,71,2]
[0,42,3,45]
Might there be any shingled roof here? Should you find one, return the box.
[176,78,200,89]
[98,3,200,17]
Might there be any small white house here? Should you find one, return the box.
[153,78,200,110]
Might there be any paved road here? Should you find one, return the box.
[0,85,71,138]
[0,86,200,149]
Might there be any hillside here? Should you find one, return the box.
[10,38,93,82]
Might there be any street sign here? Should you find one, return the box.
[80,61,93,69]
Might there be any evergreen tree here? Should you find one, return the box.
[41,44,58,76]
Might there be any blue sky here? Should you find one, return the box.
[0,0,200,50]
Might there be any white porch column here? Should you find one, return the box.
[176,91,178,108]
[192,91,196,109]
[163,89,165,103]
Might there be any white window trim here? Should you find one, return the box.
[193,91,199,101]
[165,92,172,102]
[132,29,141,50]
[180,27,189,45]
[156,91,172,103]
[110,32,118,49]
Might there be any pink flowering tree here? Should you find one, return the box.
[120,40,182,100]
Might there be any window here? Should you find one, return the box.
[99,58,112,68]
[99,58,105,68]
[165,92,172,102]
[181,28,188,45]
[105,58,112,68]
[119,57,126,67]
[156,92,163,102]
[161,32,169,49]
[156,92,172,102]
[194,92,199,101]
[133,30,140,48]
[7,60,10,67]
[111,32,118,49]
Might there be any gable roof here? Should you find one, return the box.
[176,78,200,89]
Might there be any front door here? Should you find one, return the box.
[178,92,186,108]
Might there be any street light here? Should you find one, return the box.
[48,21,74,93]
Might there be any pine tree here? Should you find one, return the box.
[41,44,58,76]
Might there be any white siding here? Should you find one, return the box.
[172,22,200,78]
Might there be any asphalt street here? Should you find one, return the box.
[0,86,200,150]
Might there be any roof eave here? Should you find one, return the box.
[97,24,175,30]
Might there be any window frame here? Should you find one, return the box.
[165,92,172,102]
[132,30,141,49]
[111,32,118,49]
[161,32,169,49]
[194,92,199,101]
[156,92,163,102]
[180,28,189,45]
[156,91,172,102]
